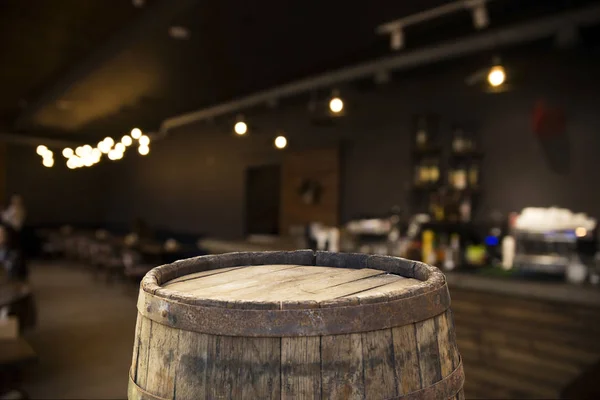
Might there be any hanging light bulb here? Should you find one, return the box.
[67,158,77,169]
[274,135,287,149]
[329,97,344,113]
[104,137,115,147]
[36,145,48,156]
[98,140,111,154]
[92,148,102,161]
[234,121,248,135]
[122,135,133,146]
[131,128,142,139]
[42,157,54,167]
[115,143,126,153]
[75,146,85,157]
[138,135,150,146]
[487,65,506,87]
[62,148,74,158]
[138,145,150,155]
[108,150,119,160]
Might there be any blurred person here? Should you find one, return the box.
[2,195,26,232]
[0,224,27,281]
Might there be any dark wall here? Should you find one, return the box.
[7,48,600,238]
[5,144,105,226]
[100,49,600,238]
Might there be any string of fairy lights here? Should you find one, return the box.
[35,64,506,169]
[36,128,150,169]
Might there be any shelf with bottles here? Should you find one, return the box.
[412,114,440,153]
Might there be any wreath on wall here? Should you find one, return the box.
[298,179,323,205]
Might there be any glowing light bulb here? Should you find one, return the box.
[104,137,115,147]
[122,135,133,146]
[576,227,587,238]
[487,65,506,87]
[234,121,247,135]
[329,97,344,113]
[36,145,48,156]
[75,146,85,157]
[108,150,119,160]
[274,135,287,149]
[98,141,111,154]
[67,158,77,169]
[138,135,150,146]
[138,145,150,155]
[42,157,54,167]
[115,143,125,153]
[92,148,102,161]
[62,148,74,158]
[131,128,142,139]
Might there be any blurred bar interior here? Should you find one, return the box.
[2,0,600,398]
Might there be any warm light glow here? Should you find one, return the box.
[73,157,84,168]
[122,135,133,146]
[138,145,150,155]
[108,150,119,160]
[83,156,94,167]
[138,135,150,146]
[67,158,77,169]
[234,121,247,135]
[274,135,287,149]
[42,157,54,167]
[82,144,92,155]
[62,148,74,158]
[75,146,85,157]
[330,97,344,113]
[115,143,126,153]
[92,148,102,161]
[329,97,344,113]
[575,227,587,238]
[104,137,115,147]
[131,128,142,139]
[36,145,48,156]
[487,65,506,87]
[98,141,111,154]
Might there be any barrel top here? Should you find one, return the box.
[138,251,449,336]
[162,264,424,304]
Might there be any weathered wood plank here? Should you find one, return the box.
[415,318,442,387]
[130,312,142,380]
[174,330,209,399]
[206,335,245,399]
[281,336,321,399]
[240,337,281,399]
[135,317,152,388]
[436,311,456,379]
[162,266,246,286]
[392,323,422,394]
[362,329,397,398]
[168,264,299,293]
[321,333,365,399]
[347,276,424,300]
[145,321,179,398]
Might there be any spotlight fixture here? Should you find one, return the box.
[487,65,506,87]
[122,135,133,146]
[131,128,142,139]
[469,0,489,29]
[274,135,287,149]
[62,148,74,158]
[234,121,248,136]
[36,145,48,156]
[390,27,405,50]
[138,145,150,155]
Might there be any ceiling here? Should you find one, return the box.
[1,0,598,141]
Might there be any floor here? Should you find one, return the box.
[21,262,139,399]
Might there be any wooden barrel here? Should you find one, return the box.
[129,250,464,400]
